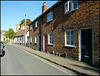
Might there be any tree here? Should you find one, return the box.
[3,28,16,39]
[19,19,32,27]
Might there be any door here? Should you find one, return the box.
[44,35,47,52]
[38,36,41,51]
[81,28,92,64]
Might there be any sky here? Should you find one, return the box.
[1,1,57,31]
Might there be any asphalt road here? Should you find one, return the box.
[1,43,76,75]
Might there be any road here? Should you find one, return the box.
[1,43,76,75]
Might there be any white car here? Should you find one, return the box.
[0,42,4,57]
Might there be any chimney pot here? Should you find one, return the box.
[42,2,47,13]
[43,2,46,5]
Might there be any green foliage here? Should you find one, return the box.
[18,28,21,30]
[3,31,8,37]
[2,40,10,43]
[19,19,32,27]
[3,28,16,39]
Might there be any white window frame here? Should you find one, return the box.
[47,12,53,22]
[30,25,33,30]
[35,21,38,28]
[65,30,75,47]
[35,35,37,43]
[23,26,25,29]
[48,33,53,45]
[65,0,78,14]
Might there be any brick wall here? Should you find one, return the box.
[41,1,99,66]
[29,1,99,66]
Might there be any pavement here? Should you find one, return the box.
[11,43,99,75]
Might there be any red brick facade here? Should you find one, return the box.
[28,1,99,66]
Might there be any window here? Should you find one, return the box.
[65,30,75,47]
[35,36,37,43]
[48,33,53,45]
[65,0,78,13]
[47,12,53,22]
[30,25,33,30]
[30,36,32,43]
[23,26,25,29]
[35,21,38,28]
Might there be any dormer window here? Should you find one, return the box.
[35,21,38,28]
[30,25,33,30]
[65,0,78,14]
[47,12,53,22]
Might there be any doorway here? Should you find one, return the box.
[38,36,41,51]
[79,28,93,64]
[43,35,47,52]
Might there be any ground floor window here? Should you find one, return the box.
[48,33,53,45]
[35,36,37,43]
[65,30,75,47]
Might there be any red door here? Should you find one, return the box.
[45,35,47,52]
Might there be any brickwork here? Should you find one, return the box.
[29,1,99,66]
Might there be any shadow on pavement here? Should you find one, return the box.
[70,64,99,73]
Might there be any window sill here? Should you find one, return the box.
[65,8,78,14]
[34,43,37,45]
[35,27,38,28]
[48,43,53,46]
[65,45,75,48]
[47,20,53,23]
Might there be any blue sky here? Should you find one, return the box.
[1,1,57,31]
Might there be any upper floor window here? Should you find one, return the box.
[30,25,33,30]
[65,0,78,13]
[47,12,53,22]
[35,21,38,28]
[48,33,53,45]
[65,30,75,47]
[35,36,37,43]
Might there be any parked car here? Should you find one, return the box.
[0,42,5,57]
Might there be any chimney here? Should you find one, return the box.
[42,2,47,13]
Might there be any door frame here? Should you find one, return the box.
[43,34,47,52]
[43,35,45,51]
[38,35,39,50]
[79,27,94,64]
[43,35,47,52]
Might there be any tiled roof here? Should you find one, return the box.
[15,30,25,36]
[15,26,29,37]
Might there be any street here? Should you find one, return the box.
[1,43,75,75]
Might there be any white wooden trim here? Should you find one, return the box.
[48,33,53,45]
[79,29,81,61]
[43,35,45,51]
[38,36,39,49]
[65,30,75,46]
[35,35,37,43]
